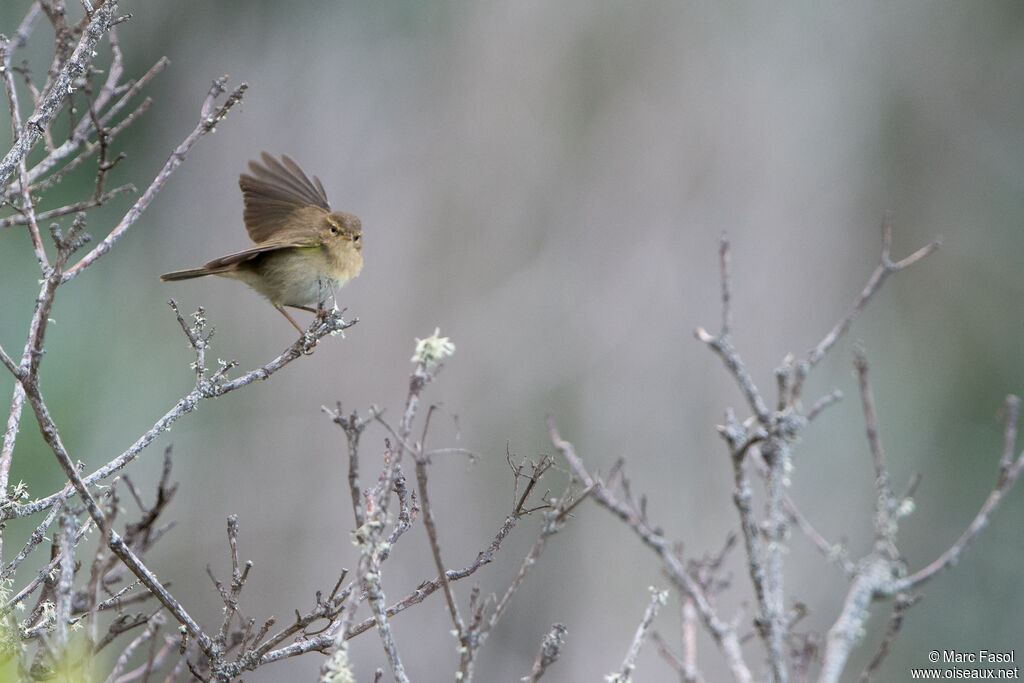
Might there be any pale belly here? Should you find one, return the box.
[228,247,347,308]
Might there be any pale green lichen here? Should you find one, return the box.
[321,646,355,683]
[411,328,455,367]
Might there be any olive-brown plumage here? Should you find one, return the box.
[161,153,362,332]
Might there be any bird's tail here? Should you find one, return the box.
[160,266,214,281]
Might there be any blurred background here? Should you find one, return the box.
[2,1,1023,680]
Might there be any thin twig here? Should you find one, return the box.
[523,623,567,683]
[363,563,409,683]
[550,420,753,683]
[6,307,355,522]
[854,349,897,555]
[20,369,217,660]
[652,631,691,682]
[318,356,440,680]
[62,77,247,281]
[414,448,464,636]
[681,597,703,683]
[0,1,116,187]
[806,389,843,422]
[820,395,1024,683]
[0,183,135,228]
[23,47,162,191]
[608,588,668,682]
[791,215,941,401]
[105,614,164,683]
[896,396,1024,590]
[784,495,854,575]
[858,593,920,682]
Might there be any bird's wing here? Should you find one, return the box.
[238,152,331,242]
[202,238,321,271]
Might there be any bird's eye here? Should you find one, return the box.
[352,234,360,242]
[329,224,339,234]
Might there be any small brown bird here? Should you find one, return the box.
[161,153,363,332]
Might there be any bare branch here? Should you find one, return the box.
[363,565,410,683]
[550,420,753,683]
[324,404,369,528]
[0,183,136,228]
[680,597,703,683]
[858,593,920,682]
[784,495,854,576]
[718,233,733,337]
[62,77,248,281]
[7,306,355,522]
[896,396,1024,590]
[54,507,76,651]
[806,389,843,423]
[693,234,772,424]
[523,623,567,683]
[820,394,1024,682]
[413,444,464,636]
[607,588,668,682]
[791,215,941,401]
[468,458,588,676]
[19,366,217,660]
[104,615,165,683]
[213,516,252,651]
[0,1,116,186]
[853,349,897,556]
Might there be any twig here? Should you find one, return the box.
[806,389,843,423]
[783,495,854,575]
[382,467,418,554]
[550,420,753,683]
[319,353,443,681]
[854,349,898,556]
[54,506,76,651]
[652,630,691,682]
[790,215,941,401]
[523,623,567,683]
[6,306,356,522]
[255,457,563,670]
[488,467,586,634]
[1,515,96,615]
[858,593,920,682]
[1,487,69,581]
[16,295,350,677]
[433,459,587,680]
[105,614,164,683]
[680,594,705,683]
[693,235,772,424]
[689,225,941,683]
[682,605,702,682]
[363,561,409,683]
[213,516,252,650]
[20,369,217,660]
[414,442,464,638]
[607,588,668,682]
[323,404,368,528]
[0,1,116,187]
[0,183,136,228]
[897,396,1024,589]
[62,77,247,281]
[820,394,1024,682]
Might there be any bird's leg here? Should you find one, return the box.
[275,305,306,334]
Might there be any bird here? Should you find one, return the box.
[160,153,362,333]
